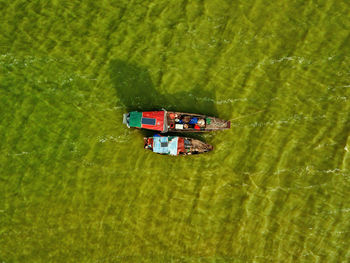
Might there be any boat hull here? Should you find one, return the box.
[144,136,213,156]
[123,110,230,133]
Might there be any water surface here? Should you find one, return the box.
[1,0,350,262]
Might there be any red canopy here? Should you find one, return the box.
[141,111,165,131]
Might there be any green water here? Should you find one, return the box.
[1,0,350,262]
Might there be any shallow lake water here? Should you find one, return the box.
[1,0,350,262]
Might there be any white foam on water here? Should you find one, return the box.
[98,134,129,143]
[270,56,294,64]
[188,93,248,104]
[15,152,30,155]
[256,56,312,69]
[7,151,31,156]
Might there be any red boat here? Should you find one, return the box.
[123,110,230,133]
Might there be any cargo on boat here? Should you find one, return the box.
[144,135,213,156]
[123,110,230,133]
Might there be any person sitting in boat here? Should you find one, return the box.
[181,116,191,123]
[175,116,205,130]
[197,118,205,127]
[190,117,206,130]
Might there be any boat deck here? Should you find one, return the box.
[166,111,230,132]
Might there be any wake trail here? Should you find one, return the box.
[230,109,266,122]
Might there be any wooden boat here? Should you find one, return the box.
[123,110,230,133]
[144,135,213,156]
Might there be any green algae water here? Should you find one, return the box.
[1,0,350,262]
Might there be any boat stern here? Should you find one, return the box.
[123,113,130,128]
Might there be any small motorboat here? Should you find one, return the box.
[123,110,230,133]
[144,135,213,156]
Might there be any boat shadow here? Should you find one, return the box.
[109,59,218,140]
